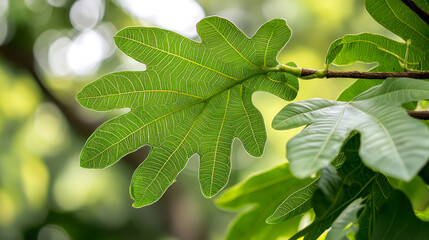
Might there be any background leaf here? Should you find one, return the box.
[389,175,429,221]
[215,164,314,240]
[365,0,429,50]
[267,149,347,224]
[312,166,344,218]
[325,198,364,240]
[273,78,429,180]
[266,180,318,224]
[328,0,429,102]
[372,190,429,240]
[77,17,299,206]
[290,134,392,240]
[326,33,428,101]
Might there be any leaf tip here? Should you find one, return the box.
[265,215,277,224]
[75,88,85,106]
[130,193,156,208]
[202,190,216,199]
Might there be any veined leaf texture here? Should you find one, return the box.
[77,17,298,207]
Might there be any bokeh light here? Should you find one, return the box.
[69,0,104,31]
[117,0,205,37]
[37,224,70,240]
[46,0,67,8]
[48,37,72,76]
[67,30,107,76]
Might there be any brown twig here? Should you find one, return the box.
[401,0,429,25]
[326,70,429,79]
[407,110,429,120]
[302,69,429,79]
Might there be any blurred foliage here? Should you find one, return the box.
[0,0,414,239]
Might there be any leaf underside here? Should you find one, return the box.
[290,134,393,240]
[77,17,299,207]
[273,78,429,181]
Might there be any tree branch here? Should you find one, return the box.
[407,110,429,120]
[401,0,429,25]
[325,70,429,79]
[273,64,429,79]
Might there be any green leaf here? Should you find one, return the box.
[77,17,299,207]
[325,198,364,240]
[272,78,429,180]
[389,175,429,221]
[216,164,314,240]
[372,190,429,239]
[325,33,427,101]
[318,165,343,203]
[266,180,318,224]
[355,175,393,240]
[312,166,344,218]
[326,33,421,69]
[290,135,378,240]
[267,150,347,224]
[365,0,429,50]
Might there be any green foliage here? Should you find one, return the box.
[267,180,318,224]
[325,198,364,240]
[365,0,429,50]
[273,78,429,180]
[288,135,393,240]
[327,33,427,101]
[334,0,429,101]
[389,175,429,220]
[216,164,313,240]
[77,17,298,207]
[77,0,429,239]
[371,190,429,240]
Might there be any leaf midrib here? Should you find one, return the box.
[209,90,231,196]
[349,103,407,175]
[84,70,269,164]
[204,21,259,68]
[239,85,262,155]
[81,101,202,165]
[269,180,318,222]
[294,176,376,240]
[115,35,240,81]
[383,0,429,42]
[78,89,204,100]
[308,104,349,169]
[137,109,204,206]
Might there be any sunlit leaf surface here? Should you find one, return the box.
[77,17,298,207]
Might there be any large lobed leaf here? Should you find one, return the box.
[77,17,299,207]
[273,78,429,181]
